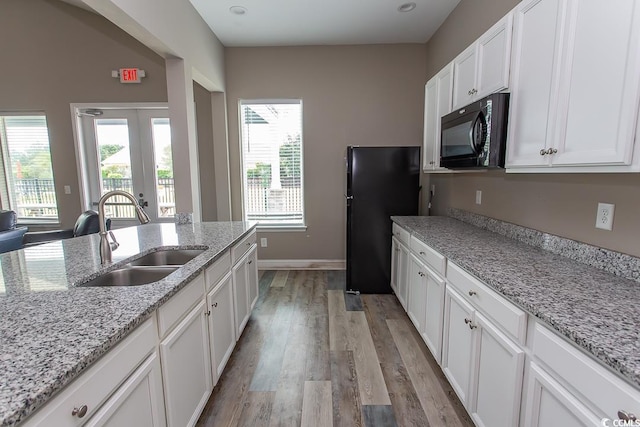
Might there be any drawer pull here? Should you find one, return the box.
[418,271,425,277]
[204,310,211,316]
[72,405,88,418]
[618,410,637,421]
[212,302,218,308]
[419,251,426,255]
[468,290,477,296]
[464,318,472,324]
[464,318,477,329]
[246,242,251,246]
[468,323,477,330]
[248,260,253,265]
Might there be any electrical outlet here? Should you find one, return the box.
[64,185,71,195]
[431,185,436,196]
[260,237,268,247]
[475,190,482,205]
[595,203,615,231]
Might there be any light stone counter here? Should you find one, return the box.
[392,215,640,390]
[0,221,256,427]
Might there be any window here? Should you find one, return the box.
[240,100,304,227]
[0,115,59,222]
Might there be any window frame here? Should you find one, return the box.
[238,99,306,230]
[0,112,60,225]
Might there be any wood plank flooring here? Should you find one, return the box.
[197,270,473,427]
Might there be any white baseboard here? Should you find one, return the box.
[257,259,345,270]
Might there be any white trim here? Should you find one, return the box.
[257,259,345,270]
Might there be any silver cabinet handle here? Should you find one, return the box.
[464,318,472,324]
[248,260,253,265]
[204,310,211,316]
[468,290,477,296]
[429,161,435,165]
[468,89,472,95]
[618,411,637,421]
[419,251,426,255]
[418,271,425,277]
[72,405,88,418]
[212,302,218,308]
[550,148,558,154]
[540,149,547,156]
[469,323,477,330]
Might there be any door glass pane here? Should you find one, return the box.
[151,118,174,218]
[95,119,134,218]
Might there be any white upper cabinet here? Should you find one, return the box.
[452,13,513,110]
[506,0,564,167]
[423,63,453,172]
[507,0,640,171]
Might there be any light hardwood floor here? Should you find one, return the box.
[196,270,473,427]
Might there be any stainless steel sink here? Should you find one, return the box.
[128,249,205,267]
[79,266,178,287]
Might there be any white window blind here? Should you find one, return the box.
[240,100,304,226]
[0,115,59,221]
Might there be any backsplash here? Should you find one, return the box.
[448,208,640,283]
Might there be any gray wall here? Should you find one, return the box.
[425,0,640,258]
[0,0,167,228]
[225,45,427,260]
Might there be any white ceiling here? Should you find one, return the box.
[189,0,461,47]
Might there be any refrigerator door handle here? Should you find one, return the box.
[345,195,353,200]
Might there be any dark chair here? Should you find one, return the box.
[23,210,111,246]
[0,210,28,254]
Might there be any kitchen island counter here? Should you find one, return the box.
[0,221,256,426]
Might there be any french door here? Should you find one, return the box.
[78,107,175,226]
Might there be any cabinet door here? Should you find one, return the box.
[423,64,454,172]
[423,78,438,171]
[407,254,428,332]
[207,272,236,385]
[476,13,513,99]
[506,0,564,168]
[470,312,525,427]
[85,353,166,427]
[246,245,259,311]
[232,251,250,337]
[442,287,475,406]
[160,300,212,427]
[523,363,601,427]
[552,0,640,166]
[452,45,477,110]
[422,267,445,364]
[396,241,410,310]
[390,237,400,293]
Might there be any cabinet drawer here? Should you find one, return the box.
[157,273,205,338]
[392,223,410,246]
[410,235,446,277]
[22,318,157,427]
[231,230,256,264]
[447,262,526,344]
[204,252,231,292]
[532,322,640,421]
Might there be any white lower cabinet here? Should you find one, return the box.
[160,299,213,427]
[408,253,446,363]
[232,244,257,338]
[523,362,600,427]
[470,312,524,427]
[207,271,236,384]
[247,246,259,311]
[396,241,410,310]
[442,286,476,405]
[85,353,166,427]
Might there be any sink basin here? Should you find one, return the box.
[128,249,205,267]
[79,266,178,287]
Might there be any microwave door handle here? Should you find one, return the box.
[468,112,487,153]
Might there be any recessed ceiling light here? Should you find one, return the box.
[229,6,247,15]
[398,2,416,12]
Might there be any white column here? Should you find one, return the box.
[166,58,201,222]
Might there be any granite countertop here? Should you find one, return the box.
[392,216,640,389]
[0,221,256,427]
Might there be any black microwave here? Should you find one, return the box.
[440,93,509,169]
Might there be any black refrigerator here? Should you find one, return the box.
[346,146,421,294]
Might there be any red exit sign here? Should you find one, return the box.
[119,68,142,83]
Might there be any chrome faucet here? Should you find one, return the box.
[98,190,150,265]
